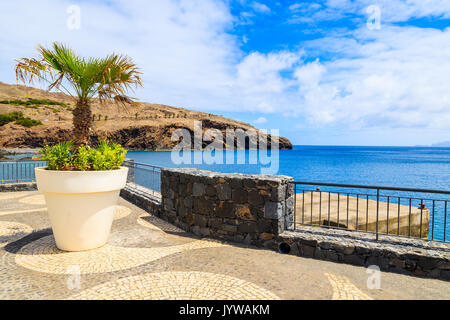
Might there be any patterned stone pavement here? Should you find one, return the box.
[0,191,449,300]
[70,271,280,300]
[325,273,374,300]
[0,221,33,247]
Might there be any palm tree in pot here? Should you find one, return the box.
[15,42,142,145]
[14,43,143,251]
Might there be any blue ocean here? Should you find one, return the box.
[128,146,450,190]
[128,146,450,241]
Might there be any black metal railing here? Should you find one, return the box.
[122,160,162,199]
[0,160,47,183]
[290,181,450,243]
[0,159,162,198]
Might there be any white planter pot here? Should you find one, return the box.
[35,167,128,252]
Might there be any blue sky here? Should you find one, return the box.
[1,0,450,146]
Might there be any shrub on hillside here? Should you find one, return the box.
[0,98,67,107]
[15,117,43,128]
[0,111,42,127]
[0,112,23,126]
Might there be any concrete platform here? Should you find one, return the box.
[0,191,449,300]
[296,192,429,238]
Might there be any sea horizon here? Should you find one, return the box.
[127,145,450,188]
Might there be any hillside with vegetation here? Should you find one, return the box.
[0,82,292,151]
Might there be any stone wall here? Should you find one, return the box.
[160,168,294,246]
[0,182,37,192]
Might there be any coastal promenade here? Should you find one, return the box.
[1,191,449,300]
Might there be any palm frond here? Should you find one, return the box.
[93,54,142,106]
[16,42,143,107]
[15,58,48,84]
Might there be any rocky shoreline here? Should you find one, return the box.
[0,82,293,152]
[1,147,40,155]
[0,148,39,160]
[0,123,292,152]
[0,134,293,160]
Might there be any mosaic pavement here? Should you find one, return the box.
[0,221,33,247]
[325,273,373,300]
[70,271,280,300]
[15,236,227,274]
[1,191,449,300]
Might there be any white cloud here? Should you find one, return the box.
[238,11,256,25]
[251,2,271,14]
[0,0,238,110]
[234,51,303,112]
[288,0,450,25]
[295,26,450,129]
[253,116,267,124]
[237,51,301,94]
[289,3,302,11]
[325,0,450,22]
[356,0,450,22]
[289,2,322,13]
[295,59,326,88]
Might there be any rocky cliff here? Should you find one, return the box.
[0,82,292,151]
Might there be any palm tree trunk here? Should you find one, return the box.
[72,101,92,146]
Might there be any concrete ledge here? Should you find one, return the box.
[0,183,37,192]
[120,184,161,215]
[278,226,450,281]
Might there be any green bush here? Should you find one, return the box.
[0,99,67,107]
[39,140,127,171]
[15,118,43,128]
[0,112,23,126]
[0,112,42,127]
[40,141,73,170]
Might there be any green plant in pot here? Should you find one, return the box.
[15,43,142,251]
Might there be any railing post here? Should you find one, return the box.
[293,183,296,231]
[376,188,379,241]
[444,201,447,242]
